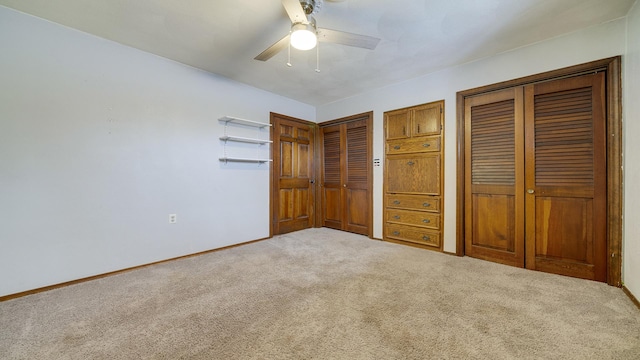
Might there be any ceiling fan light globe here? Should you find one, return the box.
[290,23,317,50]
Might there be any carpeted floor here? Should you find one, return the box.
[1,227,639,359]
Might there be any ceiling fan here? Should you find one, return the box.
[254,0,381,62]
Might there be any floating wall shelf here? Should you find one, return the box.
[218,157,272,164]
[219,135,272,145]
[219,116,271,128]
[219,116,271,164]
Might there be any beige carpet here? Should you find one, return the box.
[1,228,639,359]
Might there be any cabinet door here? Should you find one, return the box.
[386,154,440,195]
[412,103,442,137]
[385,109,410,140]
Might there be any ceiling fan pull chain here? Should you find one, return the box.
[287,40,292,67]
[315,42,320,73]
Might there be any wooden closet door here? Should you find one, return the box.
[321,124,343,230]
[524,73,607,281]
[272,115,315,235]
[321,118,371,236]
[343,119,369,235]
[464,88,525,267]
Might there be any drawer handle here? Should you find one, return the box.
[423,203,431,207]
[423,143,431,147]
[393,200,401,205]
[407,161,415,166]
[422,219,430,223]
[393,145,401,150]
[394,215,400,220]
[422,235,431,241]
[393,231,400,236]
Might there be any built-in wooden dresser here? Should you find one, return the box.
[383,100,444,250]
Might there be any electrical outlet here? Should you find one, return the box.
[169,214,177,224]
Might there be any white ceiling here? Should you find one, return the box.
[0,0,635,106]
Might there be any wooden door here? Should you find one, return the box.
[464,73,608,281]
[458,57,622,285]
[344,120,370,235]
[524,73,607,281]
[321,124,343,230]
[271,114,316,235]
[321,116,372,236]
[464,88,526,267]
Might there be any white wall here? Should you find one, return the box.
[317,18,628,255]
[0,6,315,297]
[623,1,640,299]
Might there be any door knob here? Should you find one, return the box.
[527,189,535,194]
[343,184,347,187]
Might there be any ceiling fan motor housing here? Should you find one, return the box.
[300,0,323,16]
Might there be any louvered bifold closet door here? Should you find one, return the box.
[321,118,371,235]
[524,73,607,281]
[465,88,525,267]
[344,119,370,235]
[321,125,343,230]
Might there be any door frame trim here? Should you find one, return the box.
[269,112,319,238]
[318,111,374,238]
[455,57,623,286]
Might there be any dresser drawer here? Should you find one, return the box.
[386,209,440,230]
[386,136,440,155]
[385,224,441,247]
[386,194,440,212]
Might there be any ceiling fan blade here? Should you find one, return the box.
[317,28,380,50]
[281,0,308,24]
[254,34,291,61]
